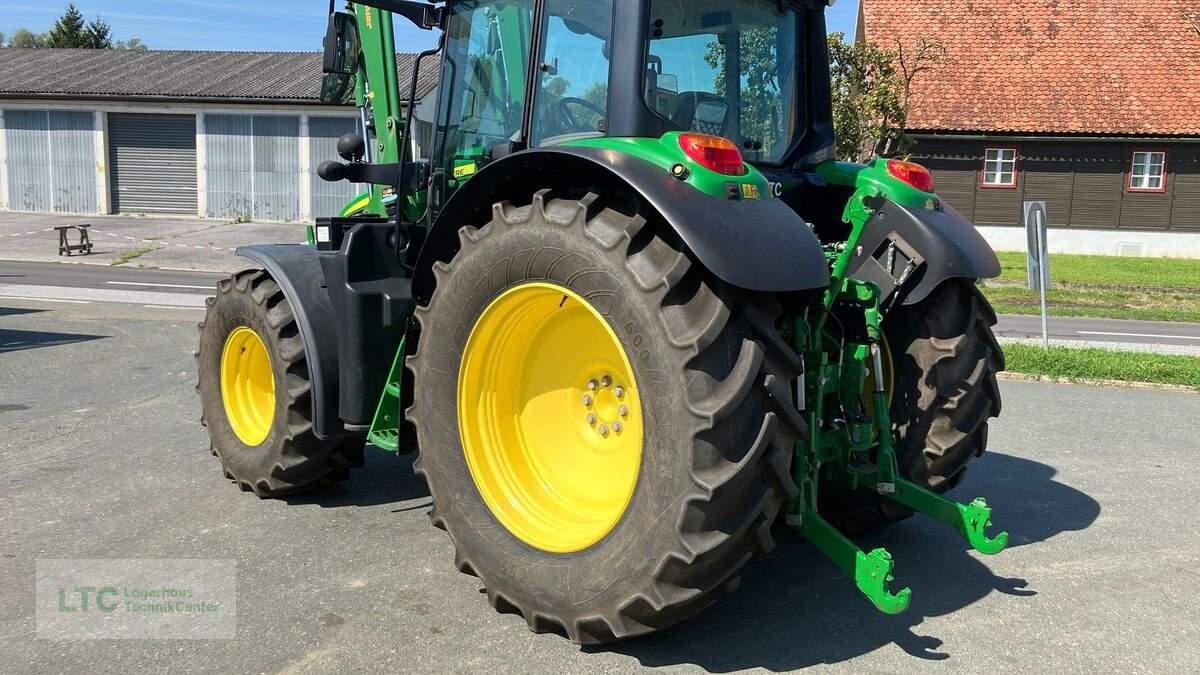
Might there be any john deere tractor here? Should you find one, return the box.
[196,0,1007,643]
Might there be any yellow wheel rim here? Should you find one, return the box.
[458,282,643,554]
[220,326,276,446]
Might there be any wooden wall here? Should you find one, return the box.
[909,137,1199,230]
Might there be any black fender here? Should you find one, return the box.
[413,146,829,304]
[235,244,345,440]
[847,200,1001,305]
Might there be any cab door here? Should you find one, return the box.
[429,0,535,216]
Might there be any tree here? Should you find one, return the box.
[0,32,7,47]
[8,28,49,48]
[86,18,113,49]
[47,4,88,48]
[828,31,945,161]
[116,37,148,51]
[8,5,145,49]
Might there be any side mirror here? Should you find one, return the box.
[320,12,360,104]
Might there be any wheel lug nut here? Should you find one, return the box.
[586,414,597,425]
[619,405,629,417]
[614,386,624,398]
[612,422,623,433]
[588,379,599,391]
[601,375,612,388]
[598,424,609,437]
[583,395,593,406]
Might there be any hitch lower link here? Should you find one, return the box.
[787,278,1008,615]
[790,479,1008,615]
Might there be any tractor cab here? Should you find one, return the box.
[319,0,836,226]
[431,0,831,180]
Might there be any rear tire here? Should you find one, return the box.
[407,190,806,643]
[819,279,1005,531]
[196,269,364,497]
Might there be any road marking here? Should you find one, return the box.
[1077,331,1200,342]
[0,295,91,304]
[0,284,207,308]
[106,281,213,291]
[143,304,205,310]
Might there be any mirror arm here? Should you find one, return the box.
[351,0,446,30]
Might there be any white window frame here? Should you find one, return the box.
[1128,150,1167,192]
[981,147,1018,188]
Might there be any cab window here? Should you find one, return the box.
[531,0,614,146]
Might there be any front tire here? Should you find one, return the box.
[196,269,364,497]
[407,190,805,643]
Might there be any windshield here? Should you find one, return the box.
[645,0,802,165]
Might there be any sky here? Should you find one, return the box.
[1,1,859,51]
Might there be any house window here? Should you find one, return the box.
[981,148,1018,187]
[1129,150,1167,192]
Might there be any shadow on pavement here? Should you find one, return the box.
[283,446,430,508]
[598,452,1100,671]
[0,306,45,316]
[0,327,106,354]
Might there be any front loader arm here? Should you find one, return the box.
[348,2,405,217]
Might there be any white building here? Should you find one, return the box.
[0,48,438,222]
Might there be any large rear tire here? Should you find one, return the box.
[196,269,365,497]
[820,279,1005,531]
[407,190,806,644]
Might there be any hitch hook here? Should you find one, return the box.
[856,548,912,615]
[958,497,1009,555]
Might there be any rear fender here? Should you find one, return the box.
[848,200,1001,305]
[413,146,830,304]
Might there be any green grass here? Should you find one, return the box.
[983,286,1200,323]
[994,252,1200,291]
[985,252,1200,322]
[1003,343,1200,391]
[111,246,155,266]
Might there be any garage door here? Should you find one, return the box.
[3,109,97,214]
[204,114,301,222]
[308,116,365,219]
[107,113,197,214]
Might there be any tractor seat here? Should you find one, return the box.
[667,91,729,136]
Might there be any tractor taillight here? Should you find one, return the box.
[886,160,936,193]
[678,134,747,176]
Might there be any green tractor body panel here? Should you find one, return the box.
[566,133,772,202]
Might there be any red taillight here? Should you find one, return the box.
[886,160,935,193]
[679,134,746,176]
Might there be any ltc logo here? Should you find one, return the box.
[58,586,119,612]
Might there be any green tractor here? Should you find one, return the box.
[196,0,1007,643]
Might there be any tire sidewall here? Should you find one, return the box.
[415,210,700,613]
[198,286,285,475]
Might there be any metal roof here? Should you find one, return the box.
[0,49,441,104]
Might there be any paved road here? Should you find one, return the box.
[1,291,1198,672]
[0,211,300,273]
[994,313,1200,349]
[3,260,1199,353]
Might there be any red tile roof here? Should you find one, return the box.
[860,0,1200,135]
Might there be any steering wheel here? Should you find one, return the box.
[557,97,606,132]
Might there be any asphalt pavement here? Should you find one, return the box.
[1,260,1197,354]
[994,313,1200,355]
[0,211,299,273]
[1,286,1198,672]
